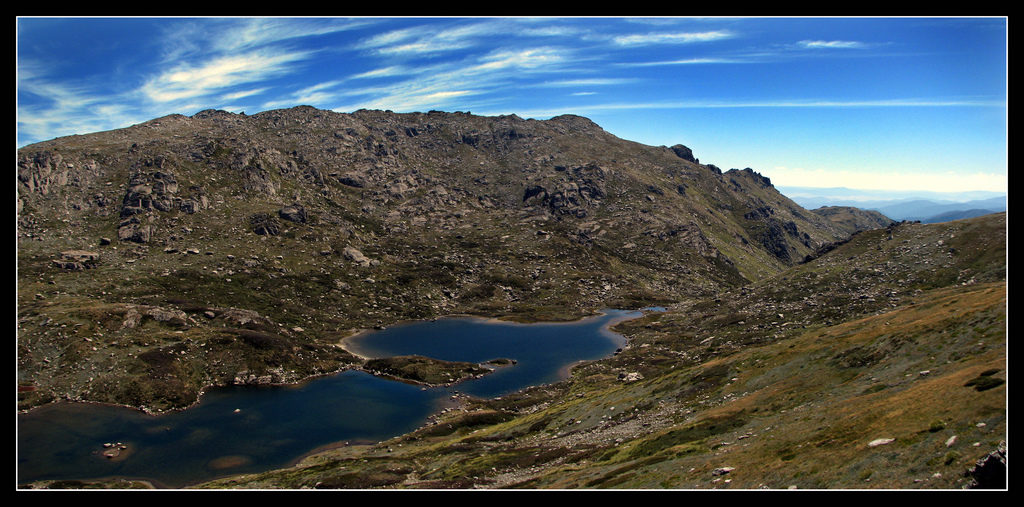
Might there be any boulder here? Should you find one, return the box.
[342,246,373,267]
[278,203,307,223]
[118,223,152,243]
[338,174,366,188]
[867,438,895,447]
[250,213,280,236]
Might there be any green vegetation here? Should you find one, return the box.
[362,355,493,385]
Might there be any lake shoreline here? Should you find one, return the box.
[18,306,658,490]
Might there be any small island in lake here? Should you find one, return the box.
[362,355,497,386]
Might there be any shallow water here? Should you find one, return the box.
[18,309,642,487]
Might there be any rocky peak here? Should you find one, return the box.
[669,144,698,164]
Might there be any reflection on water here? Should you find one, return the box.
[18,309,640,487]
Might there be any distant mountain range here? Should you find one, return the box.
[778,186,1007,223]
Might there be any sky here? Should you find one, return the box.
[16,16,1008,194]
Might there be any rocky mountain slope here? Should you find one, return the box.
[17,106,1005,490]
[18,106,853,414]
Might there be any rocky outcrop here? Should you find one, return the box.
[230,146,286,196]
[250,213,281,236]
[121,169,178,217]
[964,442,1006,489]
[670,144,697,164]
[117,217,153,243]
[522,164,607,218]
[52,250,100,270]
[17,151,102,196]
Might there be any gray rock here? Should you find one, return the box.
[118,223,152,243]
[670,144,697,163]
[278,203,308,223]
[342,246,373,267]
[250,213,280,236]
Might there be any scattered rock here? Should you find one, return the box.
[342,246,375,267]
[867,438,895,447]
[618,372,643,382]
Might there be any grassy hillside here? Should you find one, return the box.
[187,213,1006,490]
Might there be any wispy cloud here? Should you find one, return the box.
[333,87,479,112]
[141,49,315,103]
[358,20,503,56]
[261,80,348,109]
[797,39,867,49]
[472,47,568,72]
[612,30,734,46]
[220,87,269,101]
[330,46,575,112]
[617,57,742,67]
[213,18,371,52]
[539,78,637,87]
[17,60,138,144]
[160,18,371,61]
[350,66,411,79]
[518,25,587,37]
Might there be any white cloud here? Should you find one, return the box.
[350,66,410,79]
[612,30,734,46]
[334,88,478,112]
[17,63,139,144]
[323,45,573,113]
[472,47,568,72]
[540,78,636,87]
[213,18,371,53]
[618,57,741,66]
[221,87,269,101]
[358,20,503,56]
[797,40,866,49]
[141,49,314,103]
[376,40,472,55]
[519,25,586,37]
[160,18,371,62]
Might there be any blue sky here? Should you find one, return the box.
[17,17,1007,193]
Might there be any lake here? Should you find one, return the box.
[17,309,645,488]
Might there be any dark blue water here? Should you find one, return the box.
[17,309,642,488]
[346,309,640,398]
